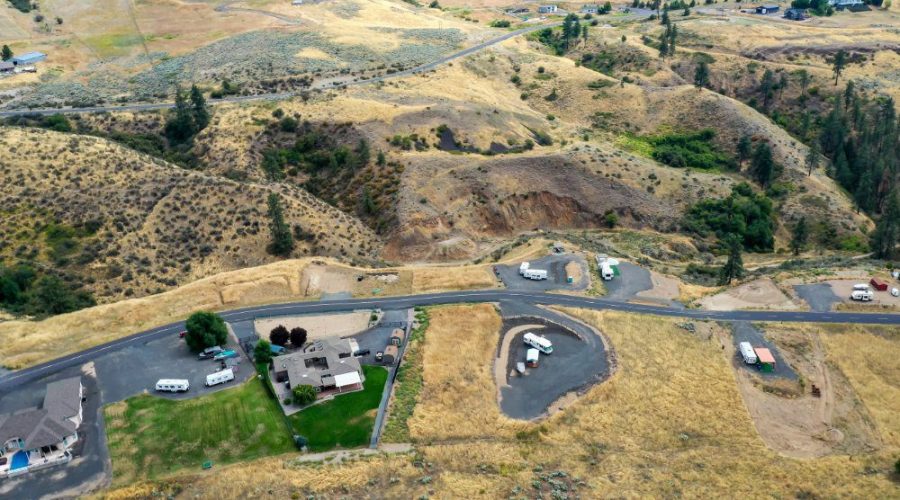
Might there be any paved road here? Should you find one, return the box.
[2,289,899,393]
[0,23,561,118]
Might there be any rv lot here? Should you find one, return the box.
[495,254,590,292]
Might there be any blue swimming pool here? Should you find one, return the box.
[10,451,28,470]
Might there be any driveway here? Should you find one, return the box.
[730,322,797,380]
[794,284,840,312]
[497,302,610,420]
[496,254,590,292]
[604,262,653,300]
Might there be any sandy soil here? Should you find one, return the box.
[254,311,372,340]
[826,279,900,308]
[635,270,681,301]
[564,261,583,285]
[700,278,801,311]
[299,261,497,297]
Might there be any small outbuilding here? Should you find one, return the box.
[783,8,808,19]
[382,345,399,365]
[755,5,779,14]
[870,278,888,291]
[754,347,776,372]
[538,5,558,13]
[552,241,565,253]
[581,4,599,14]
[390,328,405,346]
[11,52,46,65]
[0,62,13,73]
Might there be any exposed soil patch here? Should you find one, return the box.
[700,278,800,311]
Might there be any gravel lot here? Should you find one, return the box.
[731,322,797,380]
[604,262,653,300]
[793,283,840,312]
[496,254,590,292]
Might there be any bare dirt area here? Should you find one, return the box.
[700,278,802,311]
[254,311,372,340]
[720,323,882,458]
[298,261,498,297]
[635,270,682,303]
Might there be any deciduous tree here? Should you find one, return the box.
[270,325,290,346]
[185,311,228,352]
[290,327,308,348]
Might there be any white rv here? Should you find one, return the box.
[524,269,548,280]
[850,289,873,301]
[205,369,235,387]
[852,284,870,292]
[524,332,554,354]
[600,262,614,281]
[519,262,530,275]
[738,342,757,365]
[526,348,540,368]
[156,379,190,393]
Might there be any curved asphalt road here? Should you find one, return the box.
[0,23,561,118]
[1,289,898,393]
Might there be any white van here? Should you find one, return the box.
[205,369,235,387]
[850,289,873,301]
[156,379,190,393]
[600,262,614,281]
[738,342,757,365]
[524,332,554,354]
[524,269,548,281]
[519,262,530,275]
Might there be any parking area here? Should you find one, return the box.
[495,254,590,292]
[794,283,840,312]
[496,303,611,420]
[731,322,797,380]
[604,262,653,300]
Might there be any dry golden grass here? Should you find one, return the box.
[409,265,497,293]
[679,282,720,304]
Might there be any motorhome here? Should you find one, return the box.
[155,379,190,393]
[600,262,614,281]
[523,332,554,354]
[519,262,530,275]
[523,269,548,280]
[738,342,757,365]
[850,289,873,301]
[526,348,540,368]
[205,369,235,387]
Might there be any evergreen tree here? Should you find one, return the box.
[694,60,710,89]
[1,45,12,61]
[266,193,294,257]
[871,191,899,259]
[832,50,847,86]
[796,68,810,97]
[737,135,752,168]
[658,32,669,58]
[750,142,775,187]
[805,142,819,176]
[189,84,210,131]
[718,236,744,286]
[661,10,669,24]
[759,69,775,109]
[683,6,690,15]
[164,86,196,144]
[790,216,808,256]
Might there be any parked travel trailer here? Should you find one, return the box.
[526,348,540,368]
[523,269,548,280]
[523,332,554,354]
[738,342,757,365]
[851,289,873,301]
[853,283,871,291]
[205,369,235,387]
[519,262,530,275]
[155,379,190,392]
[600,262,614,281]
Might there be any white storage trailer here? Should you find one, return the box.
[524,269,548,280]
[156,379,190,392]
[738,342,757,365]
[526,348,540,367]
[519,262,530,275]
[524,332,554,354]
[205,368,235,387]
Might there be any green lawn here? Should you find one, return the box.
[104,379,295,485]
[288,365,389,451]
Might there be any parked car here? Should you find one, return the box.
[892,288,899,297]
[178,331,187,338]
[198,346,224,359]
[375,351,384,362]
[213,350,238,361]
[353,348,371,357]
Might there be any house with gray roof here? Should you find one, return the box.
[0,377,83,478]
[272,338,364,395]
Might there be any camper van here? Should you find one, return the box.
[600,262,614,281]
[523,332,554,354]
[523,269,548,281]
[738,342,757,365]
[156,379,190,393]
[851,289,873,301]
[205,369,235,387]
[519,262,530,275]
[526,348,540,368]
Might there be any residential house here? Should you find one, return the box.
[538,5,558,13]
[755,5,779,13]
[581,4,599,14]
[783,7,808,19]
[0,377,83,478]
[0,62,14,73]
[272,338,364,394]
[11,52,46,66]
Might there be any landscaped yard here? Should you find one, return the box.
[104,380,295,485]
[288,365,389,451]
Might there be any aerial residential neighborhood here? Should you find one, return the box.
[0,0,898,498]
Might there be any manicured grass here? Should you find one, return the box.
[288,365,389,451]
[104,380,295,485]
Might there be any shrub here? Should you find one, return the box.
[683,183,775,252]
[292,384,317,405]
[254,339,273,365]
[270,325,289,346]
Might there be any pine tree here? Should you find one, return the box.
[871,191,900,259]
[661,10,669,24]
[718,236,744,286]
[737,135,752,168]
[832,50,847,86]
[1,45,12,61]
[164,86,196,145]
[790,217,808,256]
[189,84,209,131]
[760,69,775,109]
[750,142,775,187]
[658,33,669,58]
[694,61,709,89]
[266,193,294,257]
[805,142,819,176]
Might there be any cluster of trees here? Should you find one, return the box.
[164,85,209,145]
[790,0,834,15]
[535,14,587,56]
[184,311,228,352]
[266,193,294,257]
[658,15,677,58]
[683,183,776,253]
[646,129,736,170]
[268,324,308,348]
[0,265,95,317]
[261,127,370,181]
